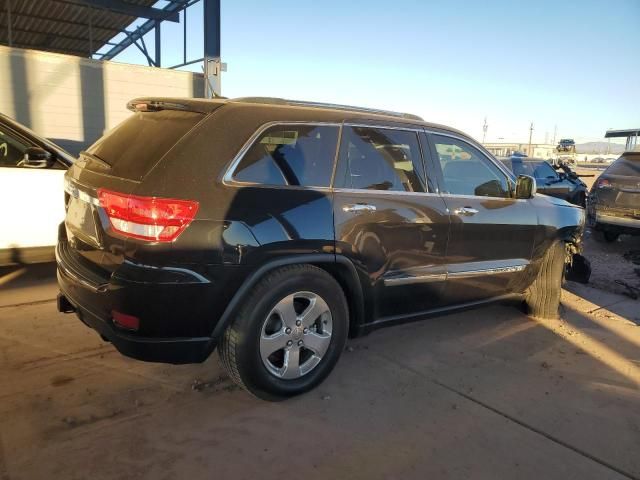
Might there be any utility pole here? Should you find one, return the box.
[552,125,557,145]
[528,122,534,157]
[482,117,488,144]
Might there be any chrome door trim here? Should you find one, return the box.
[383,260,529,286]
[440,193,527,202]
[383,273,447,286]
[343,122,424,133]
[447,264,527,279]
[332,187,441,197]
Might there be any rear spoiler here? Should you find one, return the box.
[127,98,227,114]
[127,100,199,113]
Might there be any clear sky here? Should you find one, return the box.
[104,0,639,145]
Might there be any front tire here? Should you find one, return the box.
[524,242,565,319]
[218,264,348,400]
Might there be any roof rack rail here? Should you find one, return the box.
[231,97,423,121]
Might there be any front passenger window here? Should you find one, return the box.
[432,135,510,198]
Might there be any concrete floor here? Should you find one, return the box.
[1,262,639,480]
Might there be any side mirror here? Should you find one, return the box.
[515,174,536,199]
[22,147,52,168]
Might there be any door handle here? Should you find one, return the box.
[343,203,377,213]
[454,207,479,216]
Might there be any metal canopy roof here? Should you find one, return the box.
[605,129,640,138]
[0,0,187,59]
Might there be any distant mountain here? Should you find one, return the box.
[575,142,625,154]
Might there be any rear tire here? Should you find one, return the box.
[218,264,348,400]
[524,242,565,319]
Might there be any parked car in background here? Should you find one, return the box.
[0,113,75,265]
[500,157,587,206]
[588,152,640,242]
[57,97,586,400]
[557,138,576,152]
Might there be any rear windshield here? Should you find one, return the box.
[86,110,204,180]
[606,156,640,177]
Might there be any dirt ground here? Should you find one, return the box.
[1,269,640,479]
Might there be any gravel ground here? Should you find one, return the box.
[582,229,640,298]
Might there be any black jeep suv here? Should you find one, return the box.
[57,97,585,399]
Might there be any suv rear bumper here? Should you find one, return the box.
[55,241,232,364]
[57,287,212,363]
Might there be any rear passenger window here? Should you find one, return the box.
[334,126,426,192]
[432,135,510,198]
[232,124,338,187]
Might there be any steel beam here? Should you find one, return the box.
[99,1,188,60]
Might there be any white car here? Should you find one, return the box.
[0,113,75,265]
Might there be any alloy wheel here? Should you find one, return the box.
[259,291,333,379]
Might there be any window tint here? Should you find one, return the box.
[606,156,640,176]
[433,135,510,198]
[0,128,29,168]
[87,110,204,180]
[233,124,339,187]
[510,160,557,181]
[334,126,426,192]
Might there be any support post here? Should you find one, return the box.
[155,20,161,67]
[183,7,187,65]
[203,0,221,97]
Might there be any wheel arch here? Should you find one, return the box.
[209,254,366,344]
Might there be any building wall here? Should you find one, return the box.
[0,46,204,155]
[483,143,557,159]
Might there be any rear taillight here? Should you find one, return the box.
[98,189,199,242]
[596,178,613,189]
